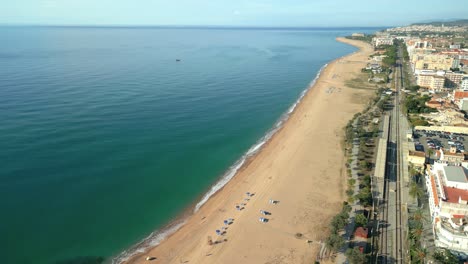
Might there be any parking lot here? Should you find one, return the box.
[413,130,466,156]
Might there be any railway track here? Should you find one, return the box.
[378,45,405,264]
[393,47,404,263]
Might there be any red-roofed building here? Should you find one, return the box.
[444,187,468,204]
[425,99,443,109]
[452,90,468,103]
[354,227,368,239]
[451,89,468,110]
[425,161,468,254]
[430,175,440,207]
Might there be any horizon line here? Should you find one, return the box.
[0,23,391,30]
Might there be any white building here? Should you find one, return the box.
[458,98,468,111]
[462,77,468,91]
[425,161,468,257]
[372,37,394,47]
[352,33,364,37]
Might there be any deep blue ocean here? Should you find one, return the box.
[0,26,379,264]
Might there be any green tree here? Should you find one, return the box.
[330,211,349,231]
[355,213,368,227]
[410,224,424,241]
[362,175,371,186]
[326,233,344,252]
[427,149,434,158]
[343,202,352,213]
[409,85,420,92]
[359,160,372,170]
[356,187,372,207]
[345,247,366,264]
[432,249,460,264]
[409,165,421,181]
[410,209,426,223]
[405,94,437,114]
[409,182,424,200]
[411,247,428,264]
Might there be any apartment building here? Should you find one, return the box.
[414,54,454,72]
[445,72,466,88]
[425,161,468,257]
[417,73,445,91]
[372,36,394,47]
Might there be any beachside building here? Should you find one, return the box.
[425,161,468,257]
[372,37,394,47]
[366,62,382,73]
[352,33,365,37]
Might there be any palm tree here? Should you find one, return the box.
[409,182,424,200]
[410,225,424,241]
[410,209,426,223]
[427,149,434,159]
[411,247,428,263]
[409,164,421,182]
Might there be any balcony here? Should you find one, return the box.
[440,219,468,237]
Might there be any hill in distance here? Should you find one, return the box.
[411,19,468,27]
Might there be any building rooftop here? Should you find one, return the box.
[454,91,468,100]
[430,175,440,207]
[443,186,468,203]
[409,150,426,157]
[354,227,368,239]
[443,166,468,183]
[444,151,465,157]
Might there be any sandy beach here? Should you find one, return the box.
[125,38,374,264]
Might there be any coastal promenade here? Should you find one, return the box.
[125,38,374,264]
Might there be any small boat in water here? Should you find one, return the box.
[176,59,181,62]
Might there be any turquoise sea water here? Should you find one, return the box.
[0,26,379,264]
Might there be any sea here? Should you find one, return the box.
[0,26,381,264]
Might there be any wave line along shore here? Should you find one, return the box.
[118,37,374,264]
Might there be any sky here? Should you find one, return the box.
[1,0,467,27]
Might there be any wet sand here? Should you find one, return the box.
[125,38,374,264]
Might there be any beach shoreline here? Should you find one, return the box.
[121,37,374,264]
